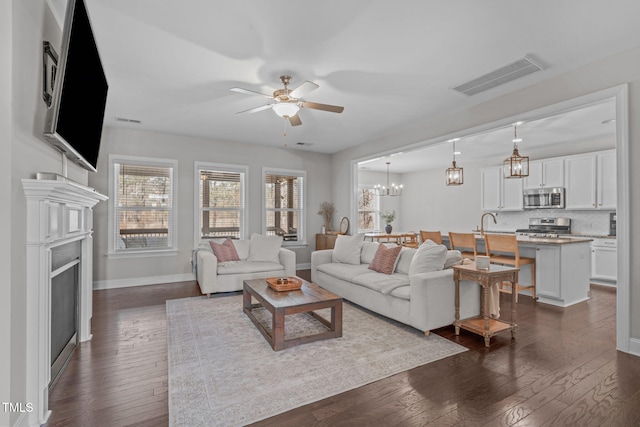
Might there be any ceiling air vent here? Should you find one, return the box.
[115,117,141,124]
[452,55,543,96]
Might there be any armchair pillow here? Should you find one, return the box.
[408,240,448,276]
[332,234,365,265]
[209,238,240,262]
[369,244,402,275]
[248,234,283,264]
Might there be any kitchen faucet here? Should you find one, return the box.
[479,212,497,235]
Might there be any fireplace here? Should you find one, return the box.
[22,178,107,425]
[50,240,81,388]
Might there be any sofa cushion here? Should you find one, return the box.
[369,244,402,275]
[217,260,283,275]
[316,263,371,282]
[352,272,410,293]
[390,285,411,301]
[360,241,380,264]
[444,250,463,269]
[209,238,240,262]
[248,234,282,263]
[409,240,448,276]
[395,247,417,274]
[332,234,365,265]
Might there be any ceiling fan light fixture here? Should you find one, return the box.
[272,102,300,118]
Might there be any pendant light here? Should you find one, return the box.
[504,122,529,178]
[446,138,463,186]
[374,162,402,197]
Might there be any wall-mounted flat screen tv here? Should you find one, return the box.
[43,0,108,172]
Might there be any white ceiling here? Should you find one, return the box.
[56,1,640,154]
[359,97,617,173]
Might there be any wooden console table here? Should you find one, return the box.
[452,263,519,347]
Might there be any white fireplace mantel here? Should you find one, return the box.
[22,178,107,426]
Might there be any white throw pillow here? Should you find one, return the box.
[395,247,417,274]
[248,234,282,264]
[360,241,380,264]
[332,234,365,265]
[444,250,463,269]
[409,240,448,276]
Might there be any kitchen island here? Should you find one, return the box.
[444,234,592,307]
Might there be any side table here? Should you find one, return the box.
[452,263,519,347]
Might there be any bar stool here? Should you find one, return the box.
[419,230,444,246]
[484,234,536,303]
[448,232,478,260]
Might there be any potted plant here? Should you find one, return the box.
[317,201,335,234]
[379,210,396,234]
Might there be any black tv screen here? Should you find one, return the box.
[44,0,108,172]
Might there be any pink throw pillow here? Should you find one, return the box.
[209,238,240,262]
[368,244,402,275]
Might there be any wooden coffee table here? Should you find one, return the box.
[243,278,343,351]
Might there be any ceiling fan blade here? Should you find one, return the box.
[287,114,302,126]
[289,81,319,99]
[236,104,273,114]
[230,87,274,99]
[301,101,344,113]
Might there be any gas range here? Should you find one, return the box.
[515,217,571,238]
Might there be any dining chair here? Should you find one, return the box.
[484,233,536,303]
[448,232,478,260]
[419,230,444,246]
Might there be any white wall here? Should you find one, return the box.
[1,2,12,425]
[332,46,640,349]
[8,1,91,425]
[88,127,333,286]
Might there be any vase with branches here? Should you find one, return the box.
[317,201,335,233]
[380,210,396,234]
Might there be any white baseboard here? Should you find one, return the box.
[628,338,640,357]
[296,262,311,270]
[93,273,196,290]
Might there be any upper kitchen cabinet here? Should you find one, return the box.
[524,158,564,189]
[481,166,523,211]
[565,150,615,210]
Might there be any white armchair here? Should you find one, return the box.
[196,237,296,297]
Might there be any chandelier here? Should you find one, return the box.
[374,162,402,197]
[445,138,463,186]
[504,122,529,178]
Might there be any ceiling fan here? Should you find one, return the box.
[230,75,344,126]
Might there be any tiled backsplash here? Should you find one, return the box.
[489,209,613,236]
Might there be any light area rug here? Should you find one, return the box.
[167,295,467,427]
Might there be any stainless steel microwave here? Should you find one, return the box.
[523,187,565,209]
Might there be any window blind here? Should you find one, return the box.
[114,162,174,251]
[264,172,304,242]
[198,167,246,240]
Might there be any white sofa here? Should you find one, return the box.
[196,236,296,296]
[311,237,481,334]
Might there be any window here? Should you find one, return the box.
[195,162,247,244]
[109,156,177,254]
[263,168,305,244]
[358,186,379,232]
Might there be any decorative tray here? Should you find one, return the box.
[265,276,303,292]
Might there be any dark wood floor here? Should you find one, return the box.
[46,275,640,426]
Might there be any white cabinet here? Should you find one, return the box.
[597,151,616,209]
[565,150,616,210]
[591,238,617,282]
[535,245,561,299]
[524,158,564,189]
[481,166,523,211]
